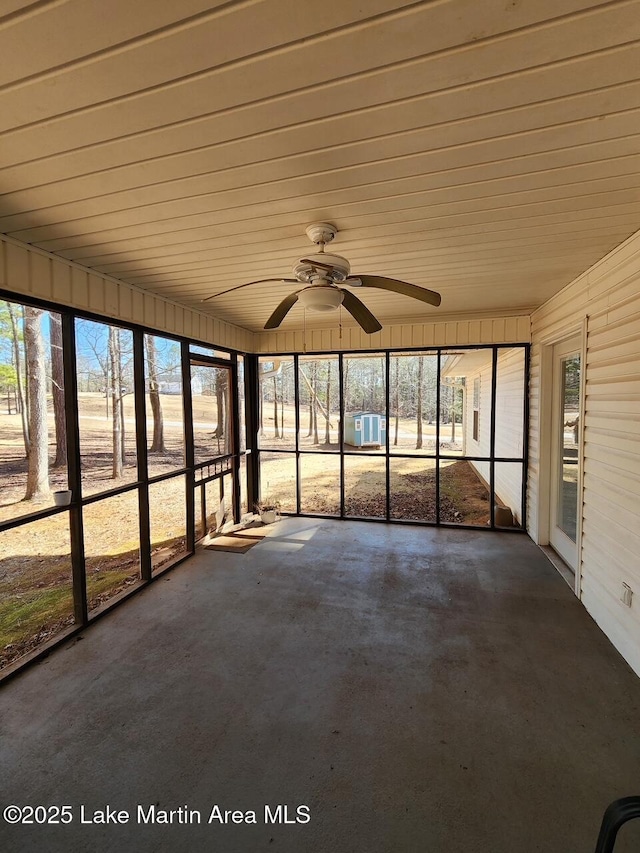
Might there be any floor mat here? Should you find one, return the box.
[203,525,269,553]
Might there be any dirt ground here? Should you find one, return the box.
[261,452,491,523]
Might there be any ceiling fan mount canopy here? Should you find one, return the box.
[305,222,338,247]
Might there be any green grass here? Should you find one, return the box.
[439,467,464,504]
[0,585,74,649]
[85,568,136,601]
[0,548,139,655]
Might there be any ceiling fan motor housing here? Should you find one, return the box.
[293,252,351,283]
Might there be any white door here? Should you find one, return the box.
[362,414,379,445]
[550,336,582,571]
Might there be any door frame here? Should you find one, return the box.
[362,413,379,446]
[188,352,241,535]
[538,319,587,598]
[549,335,582,573]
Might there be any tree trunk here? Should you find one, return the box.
[307,368,313,436]
[416,356,424,450]
[215,371,227,452]
[118,331,126,467]
[105,353,110,419]
[22,306,30,427]
[273,375,279,438]
[312,362,318,445]
[119,384,126,464]
[451,389,457,443]
[393,359,399,446]
[109,327,123,479]
[324,361,332,444]
[224,376,231,452]
[145,335,165,452]
[298,363,331,432]
[112,329,126,466]
[8,303,29,456]
[213,369,226,444]
[24,307,49,501]
[343,361,349,412]
[259,375,264,436]
[49,312,67,467]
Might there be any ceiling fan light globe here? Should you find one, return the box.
[298,286,344,312]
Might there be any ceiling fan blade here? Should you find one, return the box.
[347,275,441,307]
[341,290,382,334]
[264,291,300,330]
[300,257,335,272]
[201,279,298,302]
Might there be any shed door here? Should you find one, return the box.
[363,415,379,444]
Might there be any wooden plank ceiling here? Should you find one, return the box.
[0,0,639,333]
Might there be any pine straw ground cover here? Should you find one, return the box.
[260,453,491,523]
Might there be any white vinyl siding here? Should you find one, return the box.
[494,348,526,523]
[257,316,531,353]
[0,235,255,353]
[495,348,526,458]
[529,230,640,676]
[461,348,525,524]
[463,362,492,457]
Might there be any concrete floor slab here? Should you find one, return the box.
[1,519,639,852]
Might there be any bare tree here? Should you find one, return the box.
[79,321,109,409]
[311,361,319,444]
[450,385,462,443]
[393,358,400,445]
[49,313,67,467]
[259,370,265,436]
[7,302,29,456]
[324,360,332,444]
[299,363,331,444]
[108,326,124,479]
[0,364,17,413]
[119,374,126,463]
[416,356,424,450]
[213,369,228,451]
[342,360,349,411]
[145,335,165,452]
[306,370,313,436]
[24,307,49,500]
[272,375,280,438]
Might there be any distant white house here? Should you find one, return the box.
[157,374,203,395]
[440,348,525,525]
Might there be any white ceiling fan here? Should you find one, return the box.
[202,223,442,333]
